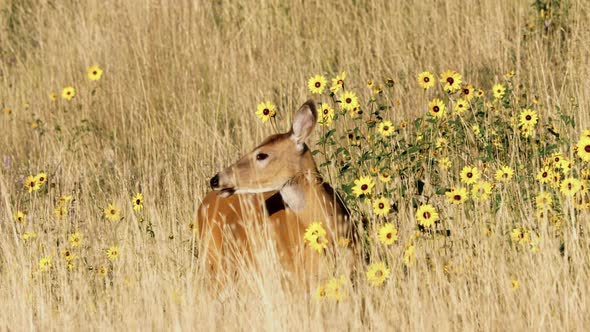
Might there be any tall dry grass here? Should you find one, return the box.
[1,0,589,330]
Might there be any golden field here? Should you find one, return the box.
[1,0,590,330]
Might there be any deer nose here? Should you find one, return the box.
[210,174,220,189]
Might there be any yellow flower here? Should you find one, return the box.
[58,195,73,206]
[97,266,108,277]
[61,86,76,100]
[377,223,398,245]
[4,108,12,116]
[440,70,462,93]
[560,178,581,196]
[460,166,480,185]
[511,227,530,244]
[472,124,481,136]
[330,71,346,93]
[304,222,327,242]
[366,262,390,287]
[104,203,121,221]
[372,197,391,216]
[378,172,392,183]
[39,256,52,272]
[511,279,520,290]
[417,71,435,89]
[352,176,375,197]
[314,285,327,300]
[35,172,48,185]
[366,80,374,88]
[61,248,76,262]
[14,211,26,224]
[22,232,37,242]
[340,90,359,111]
[325,276,346,300]
[428,98,445,119]
[535,192,553,210]
[519,109,538,128]
[453,99,468,113]
[437,157,452,170]
[494,166,514,182]
[106,245,120,260]
[53,205,68,220]
[132,193,144,211]
[492,84,506,99]
[576,137,590,162]
[318,103,335,126]
[404,244,415,266]
[445,187,468,205]
[49,92,57,102]
[255,101,276,123]
[87,65,103,81]
[536,166,554,184]
[461,84,475,100]
[24,175,41,193]
[69,232,83,247]
[308,74,327,94]
[378,120,394,137]
[416,204,438,227]
[471,181,493,201]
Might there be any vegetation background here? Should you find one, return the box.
[1,0,589,330]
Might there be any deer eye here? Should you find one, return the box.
[256,153,269,161]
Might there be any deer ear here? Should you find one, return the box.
[291,100,317,145]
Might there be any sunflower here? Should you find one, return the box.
[377,223,398,245]
[440,70,462,93]
[378,172,392,183]
[404,244,415,266]
[372,197,391,216]
[428,98,445,119]
[69,232,83,247]
[106,245,120,260]
[519,109,538,128]
[61,248,76,262]
[536,166,554,184]
[304,222,327,242]
[461,84,475,100]
[39,256,52,272]
[471,181,493,201]
[325,276,346,300]
[132,193,144,211]
[308,235,329,253]
[53,205,67,220]
[22,232,37,242]
[13,211,26,224]
[24,175,41,193]
[352,176,375,197]
[104,203,121,221]
[49,92,57,102]
[330,71,346,93]
[378,120,394,137]
[416,204,439,227]
[576,137,590,162]
[510,227,530,244]
[97,266,108,277]
[318,103,335,126]
[460,166,480,185]
[560,177,581,196]
[453,99,468,113]
[308,74,327,94]
[437,157,452,170]
[445,187,468,205]
[366,80,374,89]
[366,262,390,287]
[314,285,327,300]
[87,65,103,81]
[255,101,277,123]
[494,166,514,182]
[35,172,48,185]
[535,192,553,210]
[417,71,435,89]
[492,84,506,99]
[340,90,359,111]
[61,86,76,100]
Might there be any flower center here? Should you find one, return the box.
[585,145,590,153]
[423,212,431,219]
[386,233,392,239]
[467,172,473,178]
[454,195,461,201]
[346,98,352,104]
[323,109,329,114]
[446,77,454,85]
[424,77,430,83]
[383,126,389,131]
[379,203,384,209]
[433,106,439,112]
[263,109,269,115]
[315,82,321,88]
[526,115,532,121]
[361,184,368,191]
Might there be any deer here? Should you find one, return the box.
[196,100,357,287]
